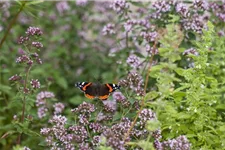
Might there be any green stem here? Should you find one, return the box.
[17,65,32,144]
[123,41,157,142]
[0,2,27,49]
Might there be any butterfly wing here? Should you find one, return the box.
[98,84,120,100]
[75,82,95,99]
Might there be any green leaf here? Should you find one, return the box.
[56,77,68,89]
[144,91,159,101]
[0,84,11,94]
[69,96,87,105]
[26,0,44,5]
[146,119,161,131]
[15,0,22,5]
[137,140,154,150]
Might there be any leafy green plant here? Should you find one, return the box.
[149,22,225,149]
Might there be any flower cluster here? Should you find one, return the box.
[30,79,41,89]
[18,26,44,51]
[119,71,144,96]
[110,0,129,14]
[149,0,209,34]
[209,1,225,23]
[69,125,88,143]
[102,23,115,35]
[183,48,198,56]
[56,1,70,15]
[9,74,21,82]
[102,118,131,149]
[71,101,95,114]
[36,91,55,118]
[112,92,131,107]
[25,26,43,36]
[103,100,117,113]
[41,115,75,150]
[23,146,31,150]
[154,135,191,150]
[137,109,156,129]
[126,54,141,69]
[140,31,158,42]
[89,122,104,133]
[53,102,65,114]
[146,44,159,55]
[76,0,88,6]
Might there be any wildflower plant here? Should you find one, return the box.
[1,0,225,150]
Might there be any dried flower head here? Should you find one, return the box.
[30,79,41,89]
[9,74,21,82]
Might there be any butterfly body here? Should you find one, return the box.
[75,82,120,100]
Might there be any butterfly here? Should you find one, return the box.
[75,82,120,100]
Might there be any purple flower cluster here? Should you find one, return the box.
[123,19,150,33]
[126,54,141,69]
[140,31,158,42]
[18,26,43,50]
[30,79,41,89]
[193,0,209,11]
[25,27,43,36]
[56,1,70,15]
[112,92,131,107]
[137,109,156,129]
[69,125,88,143]
[76,0,88,6]
[36,91,55,118]
[16,54,42,66]
[110,0,129,14]
[53,102,65,115]
[71,101,95,114]
[103,118,131,149]
[181,14,206,34]
[149,0,210,34]
[9,74,21,82]
[146,44,159,55]
[23,146,31,150]
[155,135,191,150]
[103,100,117,113]
[151,1,173,19]
[119,71,144,96]
[183,48,198,56]
[209,1,225,23]
[41,115,75,150]
[96,112,113,122]
[176,3,189,18]
[102,23,115,35]
[40,92,190,150]
[32,41,43,48]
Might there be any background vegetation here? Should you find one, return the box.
[0,0,225,150]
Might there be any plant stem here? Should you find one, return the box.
[123,41,157,141]
[16,65,32,144]
[0,2,27,49]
